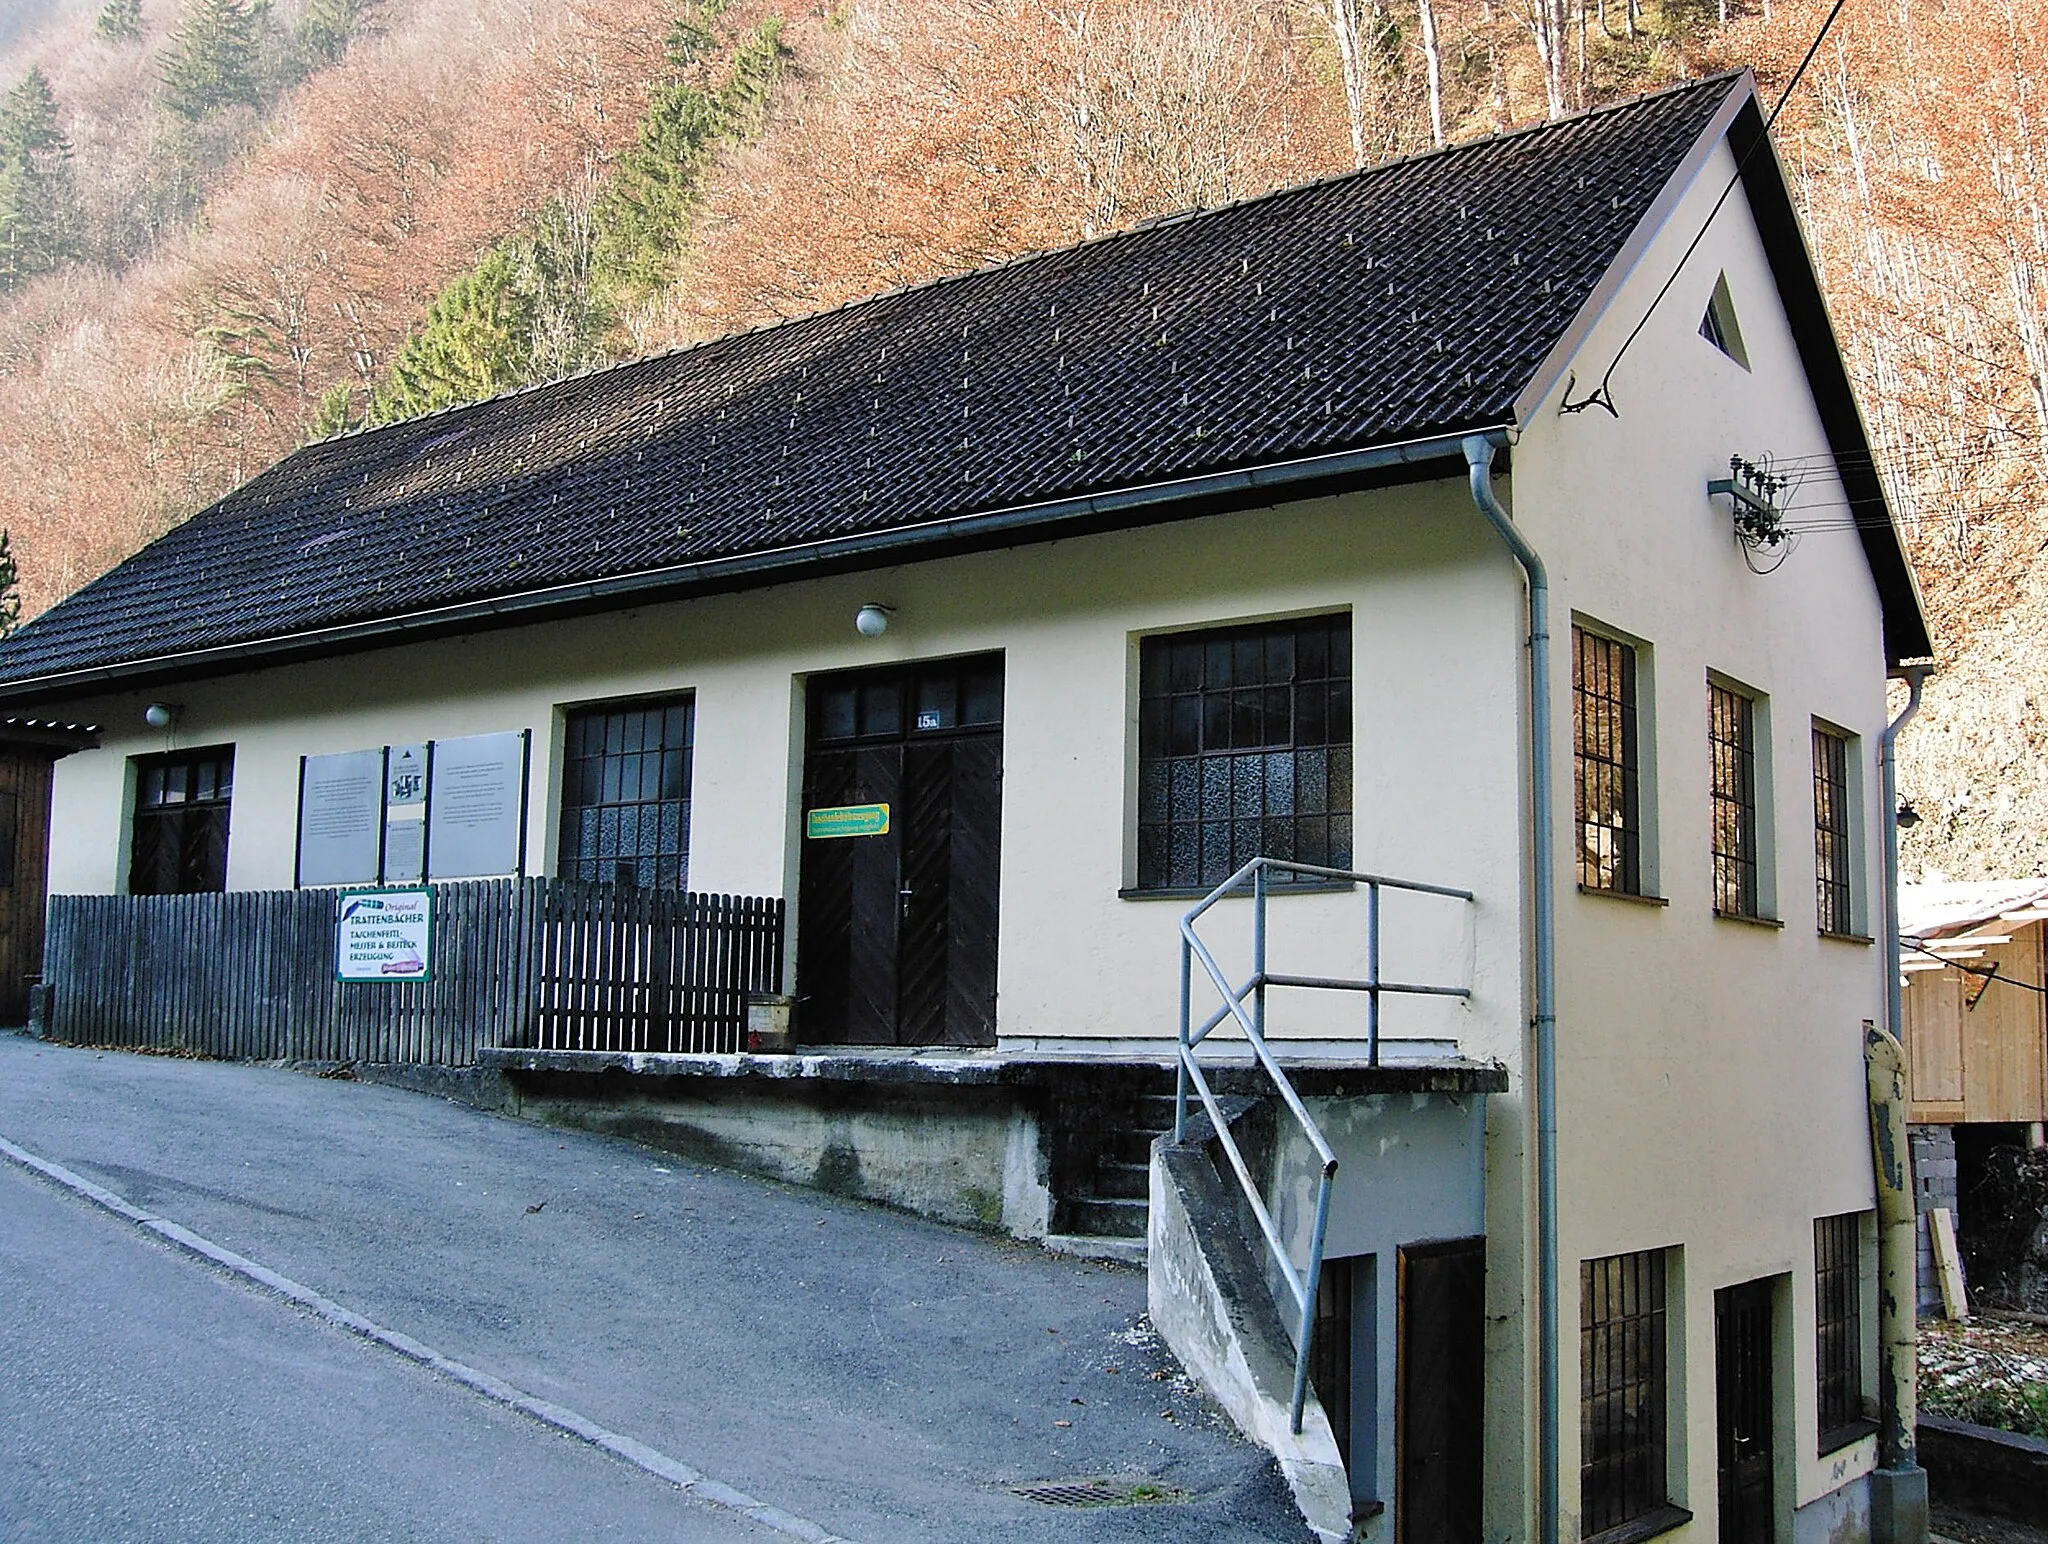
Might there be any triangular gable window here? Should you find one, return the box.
[1700,273,1750,370]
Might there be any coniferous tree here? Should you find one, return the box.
[96,0,145,43]
[370,246,535,423]
[159,0,265,119]
[0,69,78,293]
[294,0,380,72]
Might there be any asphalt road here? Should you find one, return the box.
[0,1035,1307,1543]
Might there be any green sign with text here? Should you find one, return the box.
[805,803,891,839]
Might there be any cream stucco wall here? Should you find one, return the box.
[44,482,1529,1064]
[1514,137,1893,1539]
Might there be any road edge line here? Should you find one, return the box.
[0,1131,858,1544]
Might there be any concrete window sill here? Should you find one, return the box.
[1818,930,1875,946]
[1577,884,1670,907]
[1713,909,1785,930]
[1118,881,1354,902]
[1582,1504,1694,1544]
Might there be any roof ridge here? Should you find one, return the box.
[303,71,1749,456]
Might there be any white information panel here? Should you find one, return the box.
[382,742,428,885]
[426,730,528,879]
[297,749,385,888]
[336,889,433,983]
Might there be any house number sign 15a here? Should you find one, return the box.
[806,803,891,839]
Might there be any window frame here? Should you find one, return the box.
[1580,1248,1690,1544]
[1814,1212,1874,1452]
[1573,621,1657,898]
[1811,722,1863,938]
[1128,612,1353,897]
[128,744,236,896]
[555,694,696,890]
[1708,676,1775,922]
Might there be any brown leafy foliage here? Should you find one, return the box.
[1,0,2046,882]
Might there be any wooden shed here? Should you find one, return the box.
[1900,879,2048,1128]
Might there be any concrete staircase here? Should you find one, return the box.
[1043,1091,1180,1264]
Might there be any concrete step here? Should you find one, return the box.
[1065,1195,1148,1238]
[1092,1159,1150,1200]
[1040,1232,1147,1267]
[1101,1126,1166,1166]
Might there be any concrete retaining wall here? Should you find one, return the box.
[1919,1414,2048,1525]
[503,1070,1051,1237]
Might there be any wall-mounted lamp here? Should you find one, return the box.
[1895,800,1921,830]
[143,702,178,730]
[854,603,894,638]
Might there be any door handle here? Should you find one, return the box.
[899,885,914,919]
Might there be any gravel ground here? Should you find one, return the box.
[1920,1314,2048,1437]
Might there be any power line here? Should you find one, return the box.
[1560,0,1855,418]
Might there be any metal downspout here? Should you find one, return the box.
[1881,667,1927,1059]
[1462,434,1560,1544]
[1870,665,1930,1544]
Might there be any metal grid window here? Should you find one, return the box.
[1581,1249,1670,1537]
[558,697,694,888]
[130,746,234,895]
[1574,627,1640,894]
[1136,615,1351,891]
[1815,1212,1865,1447]
[1813,726,1853,935]
[1709,682,1760,917]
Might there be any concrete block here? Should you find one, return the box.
[1867,1465,1928,1544]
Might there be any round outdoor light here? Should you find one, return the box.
[143,702,176,730]
[854,603,893,638]
[1895,800,1922,830]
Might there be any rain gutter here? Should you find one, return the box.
[1462,432,1560,1544]
[0,429,1507,706]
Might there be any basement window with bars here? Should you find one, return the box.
[557,696,694,889]
[1709,681,1763,919]
[1135,614,1351,892]
[1581,1249,1686,1543]
[1815,1212,1870,1451]
[129,746,234,896]
[1812,725,1855,936]
[1574,625,1642,895]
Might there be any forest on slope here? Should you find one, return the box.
[0,0,2041,880]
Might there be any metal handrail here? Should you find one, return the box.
[1173,856,1475,1434]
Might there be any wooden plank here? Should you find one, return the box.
[1930,1206,1970,1320]
[1904,963,1965,1106]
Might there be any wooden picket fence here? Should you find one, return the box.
[40,879,784,1066]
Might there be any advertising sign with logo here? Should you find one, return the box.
[336,888,434,983]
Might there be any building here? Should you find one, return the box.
[0,73,1931,1544]
[1898,879,2048,1312]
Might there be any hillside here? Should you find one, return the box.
[0,0,2041,878]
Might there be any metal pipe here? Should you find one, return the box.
[1368,880,1383,1066]
[1881,667,1928,1052]
[1872,666,1930,1544]
[1176,937,1192,1143]
[1462,433,1560,1544]
[1865,1025,1919,1474]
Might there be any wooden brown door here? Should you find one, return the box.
[797,656,1002,1047]
[1396,1236,1485,1544]
[1715,1279,1776,1544]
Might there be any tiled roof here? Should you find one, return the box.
[0,76,1747,690]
